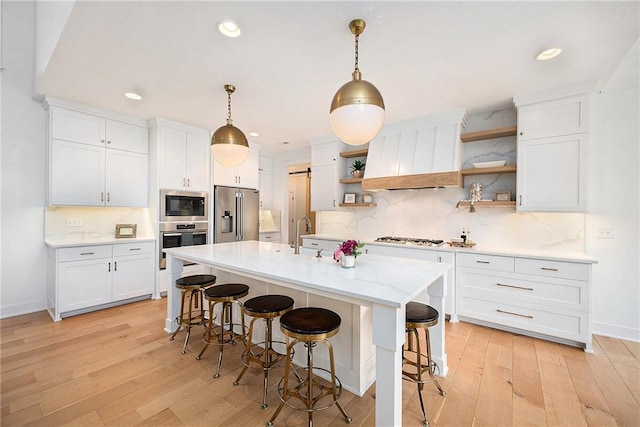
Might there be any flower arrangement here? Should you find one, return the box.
[333,239,365,262]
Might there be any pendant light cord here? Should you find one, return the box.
[354,32,360,72]
[226,91,233,125]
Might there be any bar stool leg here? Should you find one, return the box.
[425,328,446,396]
[233,315,256,387]
[266,339,295,426]
[196,300,216,360]
[326,339,351,423]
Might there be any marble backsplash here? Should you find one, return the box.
[316,108,585,252]
[45,206,155,240]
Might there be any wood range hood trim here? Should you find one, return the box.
[361,171,463,191]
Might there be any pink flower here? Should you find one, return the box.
[333,249,344,262]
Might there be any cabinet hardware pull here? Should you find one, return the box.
[129,248,141,251]
[519,132,524,136]
[187,178,190,187]
[496,309,533,319]
[107,140,111,144]
[438,257,442,263]
[497,283,534,291]
[183,178,186,187]
[101,139,105,143]
[311,243,319,246]
[107,192,110,202]
[108,262,111,272]
[101,192,104,202]
[114,261,117,271]
[519,195,523,206]
[80,252,94,255]
[476,260,490,264]
[541,267,559,271]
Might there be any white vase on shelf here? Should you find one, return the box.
[341,255,355,268]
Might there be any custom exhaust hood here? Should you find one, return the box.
[360,111,467,191]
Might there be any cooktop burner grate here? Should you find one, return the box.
[374,236,444,247]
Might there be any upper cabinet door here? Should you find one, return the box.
[236,148,259,190]
[517,134,587,212]
[105,149,149,207]
[51,107,105,147]
[185,132,210,191]
[106,121,149,154]
[50,140,105,206]
[159,126,187,190]
[517,95,588,140]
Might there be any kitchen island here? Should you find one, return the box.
[164,240,450,427]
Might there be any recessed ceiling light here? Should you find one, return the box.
[536,48,562,61]
[248,131,259,137]
[124,92,142,100]
[218,20,241,38]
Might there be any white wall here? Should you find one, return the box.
[1,1,49,317]
[586,40,639,341]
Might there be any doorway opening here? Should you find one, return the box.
[288,163,315,246]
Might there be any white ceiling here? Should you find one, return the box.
[36,1,639,152]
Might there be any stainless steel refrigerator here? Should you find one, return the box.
[214,186,260,243]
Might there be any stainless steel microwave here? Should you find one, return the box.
[160,190,208,222]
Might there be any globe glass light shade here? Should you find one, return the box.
[211,124,249,167]
[330,103,385,145]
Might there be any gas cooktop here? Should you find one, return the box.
[374,236,445,247]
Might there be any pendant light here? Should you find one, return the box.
[211,84,249,167]
[330,19,385,146]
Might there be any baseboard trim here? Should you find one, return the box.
[592,321,640,343]
[0,300,47,319]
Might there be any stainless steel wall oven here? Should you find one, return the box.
[160,190,208,222]
[159,222,208,269]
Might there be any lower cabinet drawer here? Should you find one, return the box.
[302,238,339,252]
[458,295,588,343]
[456,253,514,272]
[58,245,112,262]
[515,258,590,281]
[113,241,155,256]
[456,269,587,311]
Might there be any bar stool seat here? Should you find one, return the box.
[197,283,249,378]
[169,274,216,353]
[403,302,446,427]
[267,307,352,426]
[233,295,295,409]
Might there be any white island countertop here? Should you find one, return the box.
[164,240,450,308]
[163,240,450,427]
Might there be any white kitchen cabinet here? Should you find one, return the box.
[48,241,155,321]
[213,147,260,189]
[310,140,344,211]
[46,102,149,207]
[456,252,592,351]
[158,123,211,191]
[259,232,281,243]
[514,93,589,212]
[516,95,588,140]
[259,154,273,209]
[112,242,155,300]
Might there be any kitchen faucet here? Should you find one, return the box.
[294,216,312,254]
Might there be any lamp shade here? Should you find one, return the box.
[330,78,385,145]
[211,124,249,167]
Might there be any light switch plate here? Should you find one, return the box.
[597,228,613,239]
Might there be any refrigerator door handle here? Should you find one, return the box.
[237,191,243,240]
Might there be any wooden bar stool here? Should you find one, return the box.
[169,274,217,353]
[403,301,446,427]
[196,283,249,378]
[267,307,352,426]
[233,295,295,409]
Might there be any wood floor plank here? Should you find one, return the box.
[512,335,547,426]
[2,300,639,426]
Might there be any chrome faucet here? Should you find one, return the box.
[294,216,312,254]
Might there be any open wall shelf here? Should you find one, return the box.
[461,126,517,143]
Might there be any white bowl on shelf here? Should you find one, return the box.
[472,160,507,168]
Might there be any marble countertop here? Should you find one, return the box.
[164,241,450,308]
[45,236,156,248]
[303,234,597,264]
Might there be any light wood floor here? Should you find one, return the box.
[1,298,639,426]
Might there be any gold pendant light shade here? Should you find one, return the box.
[330,19,385,146]
[211,84,249,167]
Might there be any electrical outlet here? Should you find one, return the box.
[66,218,83,227]
[598,228,613,239]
